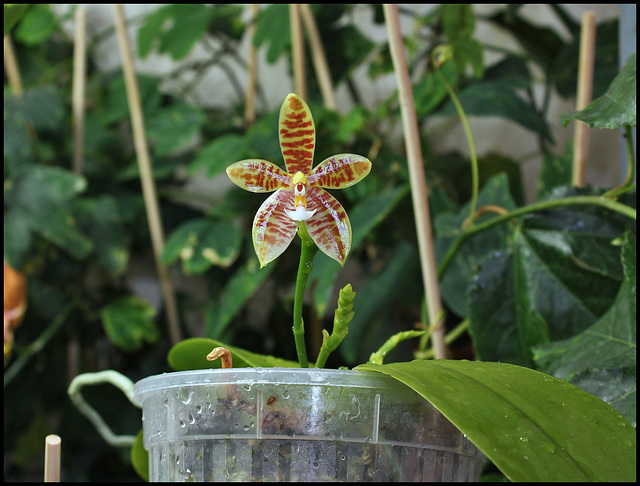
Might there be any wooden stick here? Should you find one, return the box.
[44,434,61,482]
[383,4,447,359]
[244,4,259,126]
[572,11,596,187]
[4,34,23,96]
[72,6,88,174]
[112,4,182,345]
[299,4,336,110]
[289,4,306,99]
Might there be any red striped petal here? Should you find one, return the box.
[309,154,372,189]
[279,94,315,176]
[227,159,291,193]
[252,189,299,267]
[304,187,351,266]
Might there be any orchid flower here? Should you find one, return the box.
[226,93,372,268]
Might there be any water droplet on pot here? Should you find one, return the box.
[195,404,202,413]
[188,413,195,424]
[244,384,252,391]
[282,390,290,399]
[179,420,186,428]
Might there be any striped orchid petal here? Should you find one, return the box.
[252,189,299,267]
[309,154,372,189]
[279,94,315,175]
[304,187,352,266]
[226,159,291,192]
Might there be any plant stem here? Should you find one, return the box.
[415,318,469,360]
[433,46,480,221]
[292,223,318,368]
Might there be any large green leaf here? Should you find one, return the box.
[560,53,636,129]
[168,337,299,371]
[13,4,57,46]
[356,359,636,482]
[254,4,290,63]
[435,173,517,318]
[4,4,30,35]
[469,189,629,366]
[100,296,160,352]
[163,219,242,274]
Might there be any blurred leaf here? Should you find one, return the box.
[441,4,484,78]
[4,166,93,268]
[436,76,552,142]
[310,185,409,316]
[205,252,276,338]
[4,86,66,171]
[537,142,573,199]
[75,195,130,277]
[168,337,299,371]
[146,102,205,157]
[100,296,159,352]
[560,53,636,129]
[320,25,376,84]
[414,60,458,118]
[189,134,258,177]
[357,360,636,481]
[254,4,290,63]
[163,219,242,273]
[340,241,420,364]
[130,430,149,481]
[13,4,57,46]
[97,74,161,126]
[137,4,213,60]
[4,4,30,36]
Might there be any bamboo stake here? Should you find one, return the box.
[289,4,306,99]
[112,4,182,345]
[72,6,87,174]
[383,4,447,359]
[244,4,259,126]
[299,4,336,110]
[4,34,23,95]
[572,11,596,187]
[44,434,61,482]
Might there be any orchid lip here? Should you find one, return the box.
[286,206,316,221]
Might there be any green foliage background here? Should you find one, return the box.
[4,4,634,481]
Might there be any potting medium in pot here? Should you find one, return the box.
[133,368,484,482]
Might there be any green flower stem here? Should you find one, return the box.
[433,45,479,222]
[438,195,637,282]
[315,284,355,368]
[368,330,426,365]
[293,222,319,368]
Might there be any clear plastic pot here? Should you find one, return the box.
[133,368,484,482]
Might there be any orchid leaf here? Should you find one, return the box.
[356,359,636,482]
[100,296,159,353]
[560,53,636,129]
[130,430,149,482]
[168,337,299,371]
[146,102,205,157]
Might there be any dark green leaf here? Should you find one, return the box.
[414,60,458,118]
[100,296,159,352]
[75,195,130,277]
[436,173,517,318]
[168,337,299,371]
[98,75,161,126]
[560,53,636,129]
[537,142,573,199]
[356,360,636,481]
[162,219,242,274]
[146,103,205,157]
